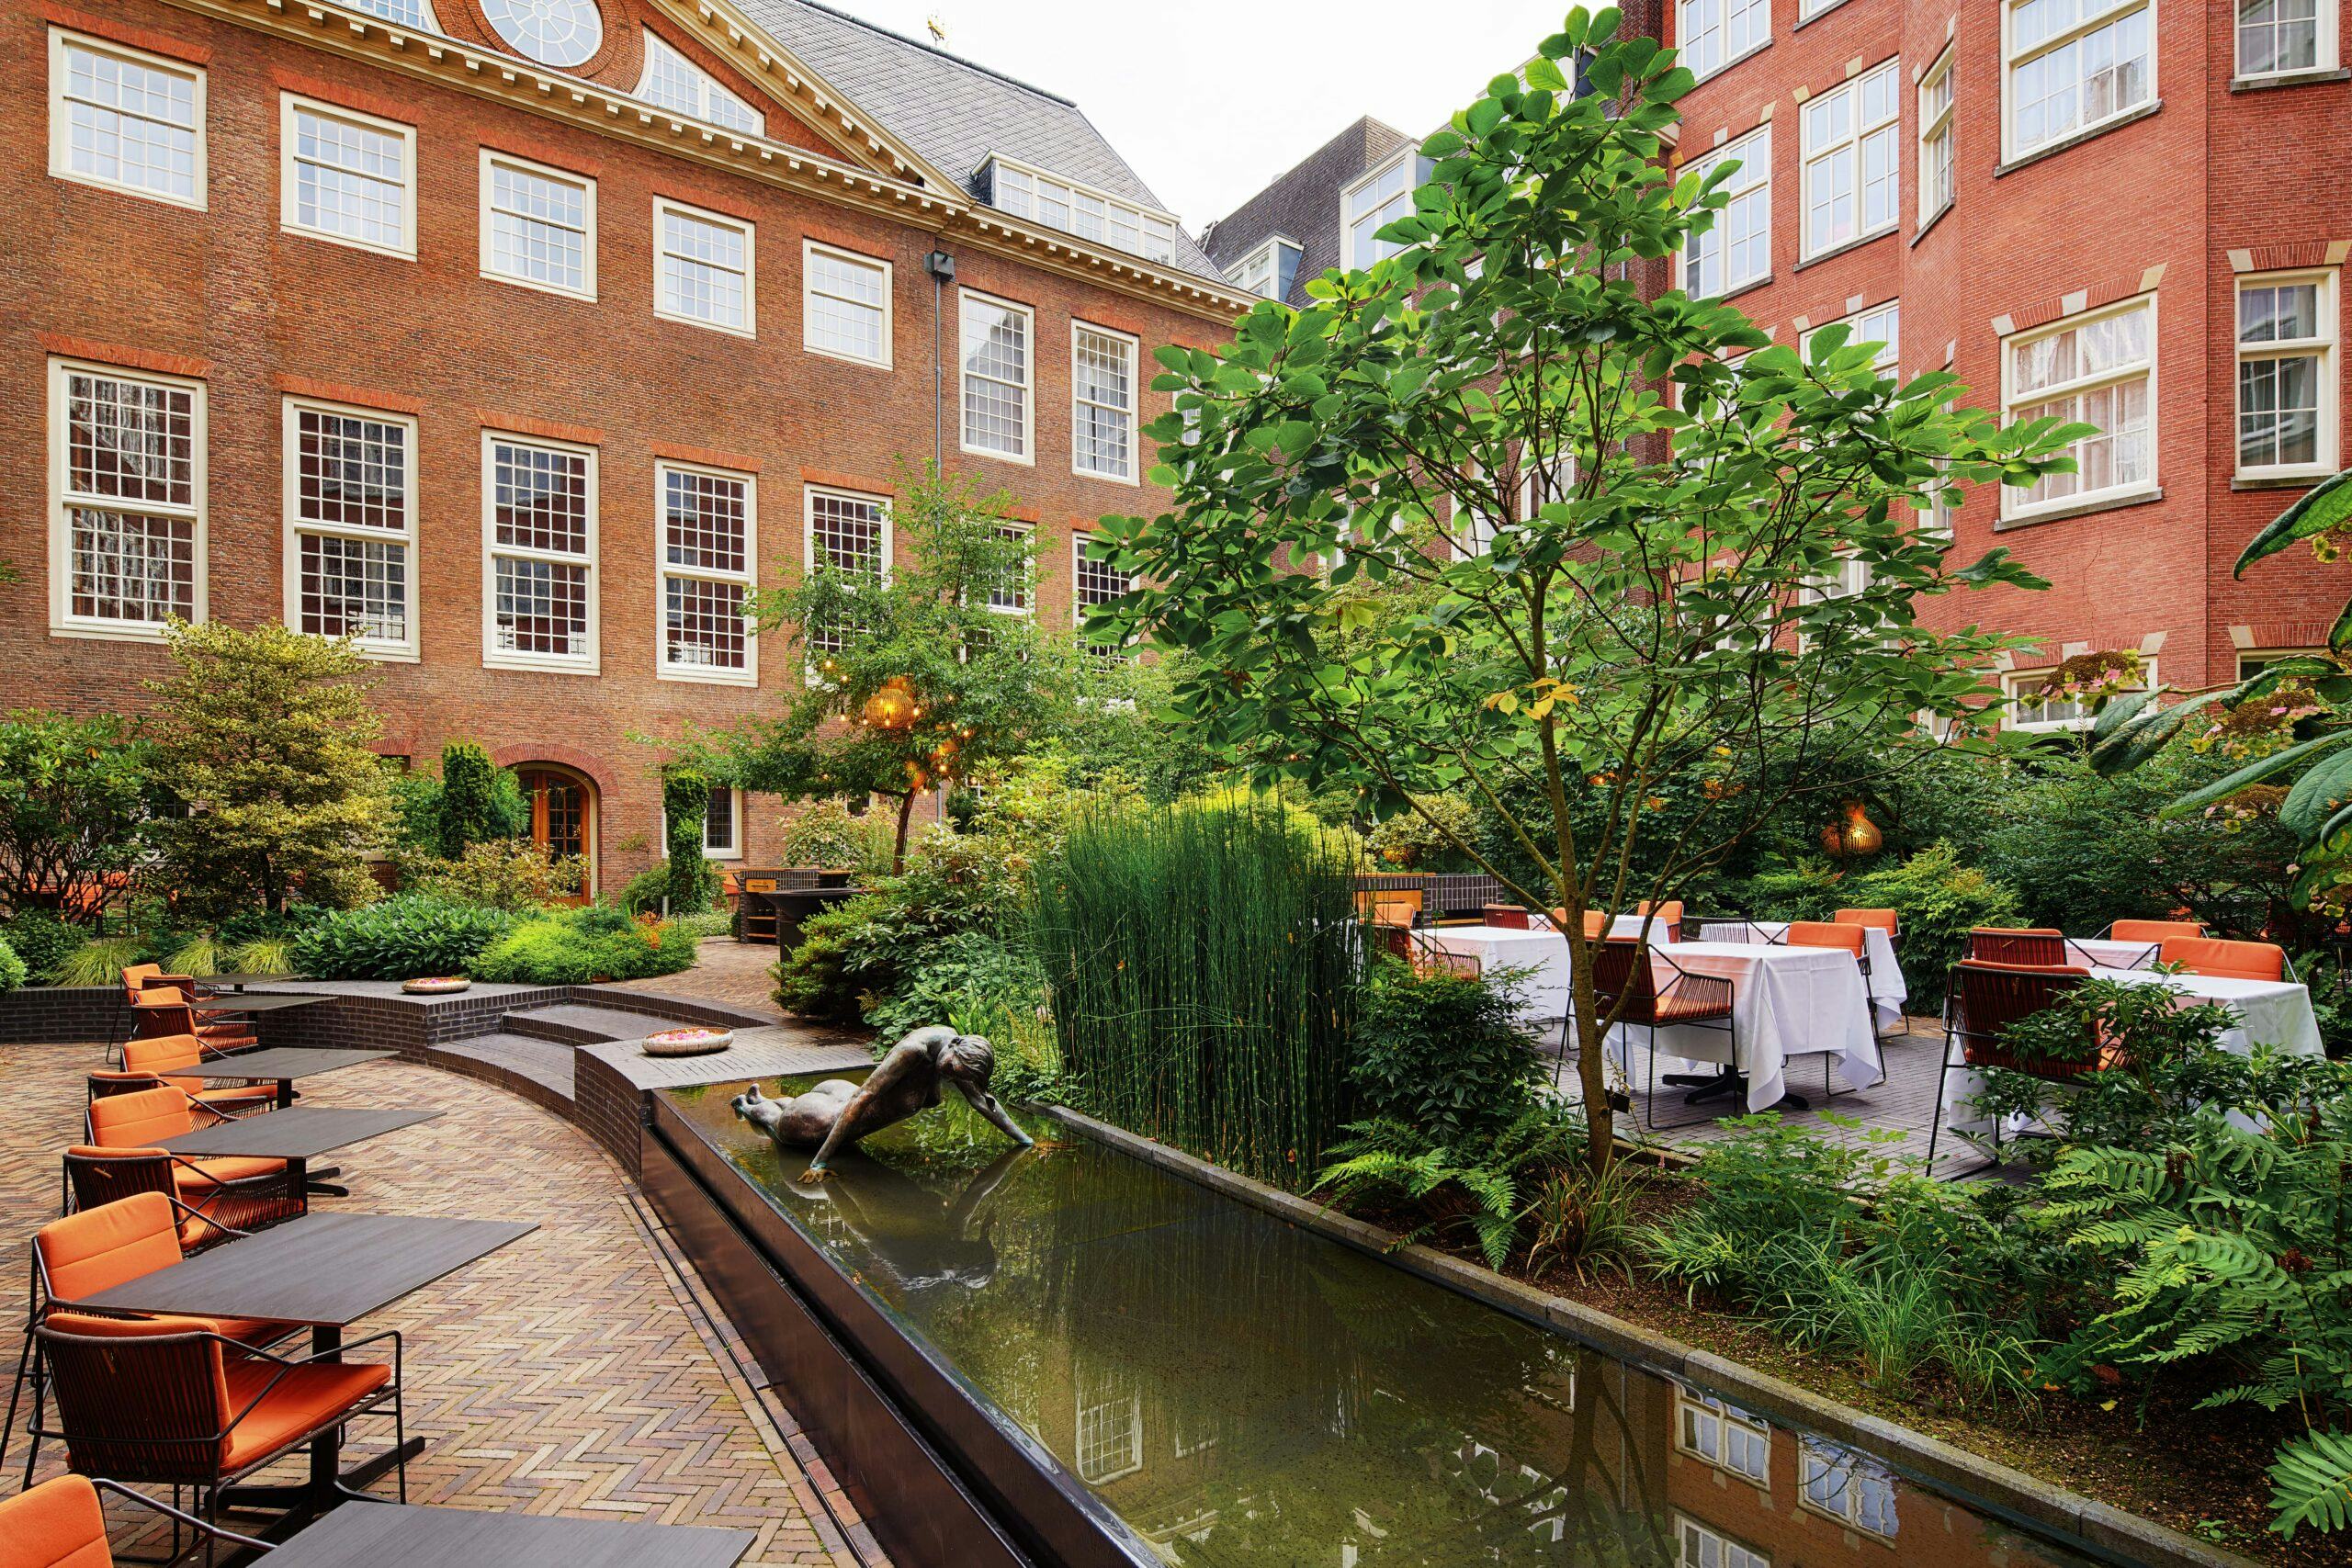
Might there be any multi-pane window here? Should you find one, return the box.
[986,156,1178,265]
[344,0,437,27]
[2005,297,2155,517]
[804,487,888,658]
[49,31,203,208]
[1342,150,1426,269]
[1074,538,1133,660]
[484,434,596,670]
[636,31,765,135]
[1678,0,1770,81]
[1677,1517,1769,1568]
[1800,1439,1899,1538]
[50,361,203,635]
[659,463,755,682]
[1680,126,1770,299]
[2005,0,2153,162]
[654,198,753,336]
[2238,0,2330,77]
[281,96,414,257]
[1918,49,1955,224]
[987,525,1031,615]
[803,243,890,367]
[1074,1366,1143,1484]
[1676,1390,1770,1484]
[1803,61,1900,260]
[2236,273,2336,477]
[2006,660,2155,729]
[960,292,1033,460]
[480,152,594,299]
[701,786,741,857]
[1072,324,1137,482]
[1804,300,1901,367]
[1519,451,1575,521]
[285,400,415,656]
[1231,238,1300,300]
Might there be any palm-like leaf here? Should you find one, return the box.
[2237,468,2352,577]
[2268,1427,2352,1538]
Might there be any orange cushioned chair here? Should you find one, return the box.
[6,1194,297,1486]
[2158,935,2288,983]
[1592,939,1743,1131]
[127,992,256,1053]
[1930,960,2097,1172]
[1551,908,1613,942]
[1635,900,1684,942]
[1969,927,2066,967]
[71,1087,304,1238]
[1834,908,1898,938]
[2109,919,2205,942]
[32,1310,404,1532]
[88,1034,277,1116]
[0,1474,276,1568]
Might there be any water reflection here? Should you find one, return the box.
[667,1080,2094,1568]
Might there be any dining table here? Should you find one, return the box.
[1625,940,1883,1113]
[1700,919,1909,1024]
[257,1503,756,1568]
[192,1045,394,1108]
[1408,925,1575,1021]
[158,1106,442,1195]
[2063,936,2162,971]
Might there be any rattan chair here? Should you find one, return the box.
[87,1034,277,1118]
[1592,939,1744,1130]
[1967,927,2066,967]
[1834,907,1898,938]
[70,1086,305,1237]
[2157,935,2291,982]
[0,1474,277,1568]
[1928,960,2095,1172]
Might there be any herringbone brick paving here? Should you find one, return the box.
[0,1043,882,1566]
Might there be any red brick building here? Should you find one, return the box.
[0,0,1248,893]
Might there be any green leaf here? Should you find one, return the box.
[2089,690,2229,776]
[2279,744,2352,839]
[2267,1427,2352,1538]
[1523,57,1568,91]
[2235,467,2352,576]
[2161,730,2352,819]
[2333,595,2352,651]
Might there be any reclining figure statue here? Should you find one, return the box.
[732,1023,1035,1177]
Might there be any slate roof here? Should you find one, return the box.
[1200,117,1416,307]
[735,0,1226,280]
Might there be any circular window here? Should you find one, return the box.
[481,0,604,67]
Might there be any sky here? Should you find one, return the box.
[831,0,1571,229]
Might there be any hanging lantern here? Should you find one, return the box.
[862,676,918,730]
[1821,799,1884,860]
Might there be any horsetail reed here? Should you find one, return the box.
[1030,802,1367,1188]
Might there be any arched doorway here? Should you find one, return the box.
[517,764,597,898]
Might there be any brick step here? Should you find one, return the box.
[424,1032,576,1113]
[501,1003,667,1047]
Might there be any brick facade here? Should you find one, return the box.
[0,0,1240,895]
[1666,0,2352,694]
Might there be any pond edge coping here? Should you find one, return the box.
[1034,1105,2263,1568]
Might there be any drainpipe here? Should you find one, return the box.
[924,248,956,472]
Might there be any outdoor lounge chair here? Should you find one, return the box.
[1928,960,2096,1173]
[87,1034,277,1117]
[115,967,256,1058]
[2106,919,2204,942]
[1967,927,2066,967]
[32,1310,404,1551]
[70,1087,305,1237]
[5,1193,297,1485]
[2157,935,2289,983]
[1591,939,1745,1131]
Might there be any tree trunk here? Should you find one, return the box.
[890,788,918,874]
[1567,926,1614,1175]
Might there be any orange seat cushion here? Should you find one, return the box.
[190,1084,277,1110]
[2159,936,2286,982]
[1786,920,1866,956]
[37,1193,186,1302]
[0,1474,112,1568]
[86,1086,197,1147]
[1656,986,1730,1021]
[219,1358,393,1472]
[174,1156,287,1191]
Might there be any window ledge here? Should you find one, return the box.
[2233,472,2330,491]
[1700,273,1778,306]
[1995,99,2162,177]
[1790,0,1852,31]
[1996,486,2163,530]
[2232,67,2350,93]
[1689,38,1772,89]
[1793,226,1897,274]
[1910,202,1953,248]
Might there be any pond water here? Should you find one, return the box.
[662,1077,2100,1568]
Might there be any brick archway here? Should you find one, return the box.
[492,745,618,897]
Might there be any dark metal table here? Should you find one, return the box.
[195,973,303,994]
[197,1046,394,1108]
[196,992,338,1013]
[159,1107,441,1195]
[69,1212,537,1506]
[263,1502,755,1568]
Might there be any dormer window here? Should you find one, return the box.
[983,154,1178,265]
[1231,236,1301,300]
[637,30,764,136]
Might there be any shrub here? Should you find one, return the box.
[866,931,1043,1040]
[1348,962,1544,1149]
[405,841,583,911]
[0,710,156,918]
[661,771,719,915]
[0,935,26,994]
[1839,841,2021,1013]
[779,798,893,875]
[436,742,510,857]
[1363,793,1480,870]
[471,906,698,986]
[1310,1100,1587,1269]
[54,935,141,988]
[772,891,899,1027]
[291,895,517,980]
[0,910,81,985]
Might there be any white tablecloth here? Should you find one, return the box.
[2064,937,2160,970]
[1700,920,1908,1023]
[1532,912,1674,942]
[1409,926,1573,1022]
[1616,941,1882,1112]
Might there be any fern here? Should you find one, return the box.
[2269,1428,2352,1538]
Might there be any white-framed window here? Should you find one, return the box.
[1804,299,1901,367]
[657,460,756,684]
[2003,295,2156,519]
[2004,0,2154,163]
[1677,1515,1770,1568]
[1519,450,1576,521]
[1680,126,1771,299]
[49,29,205,209]
[1341,148,1428,270]
[1676,1389,1770,1485]
[1803,60,1900,260]
[481,0,601,67]
[960,290,1034,462]
[2003,660,2157,729]
[481,431,597,672]
[279,94,415,258]
[1798,0,1848,15]
[1072,322,1138,483]
[1800,1438,1899,1539]
[2238,0,2334,77]
[344,0,437,28]
[1679,0,1770,82]
[479,150,594,300]
[987,523,1031,615]
[803,485,889,660]
[802,242,891,368]
[1074,536,1133,660]
[283,398,417,659]
[1231,236,1301,299]
[47,358,206,638]
[653,197,753,336]
[1918,48,1955,225]
[2236,271,2336,479]
[663,784,743,861]
[985,154,1177,265]
[1074,1366,1143,1484]
[636,30,764,135]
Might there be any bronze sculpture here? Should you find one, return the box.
[732,1023,1034,1176]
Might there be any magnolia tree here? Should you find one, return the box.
[1091,11,2086,1168]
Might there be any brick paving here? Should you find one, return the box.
[611,938,789,1021]
[0,1043,884,1566]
